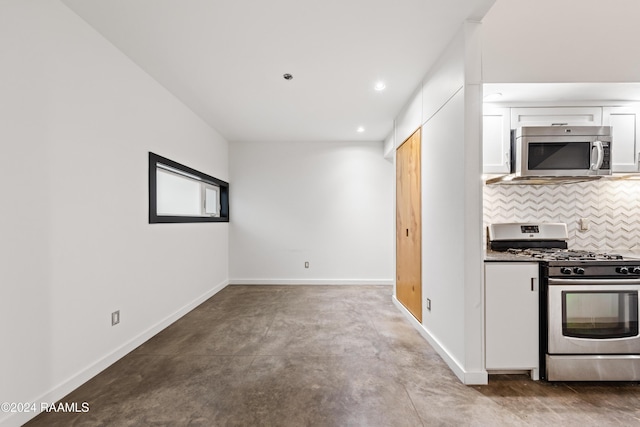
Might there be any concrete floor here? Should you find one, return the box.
[26,285,640,426]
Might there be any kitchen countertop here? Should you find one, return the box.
[485,249,640,262]
[484,250,539,262]
[612,250,640,260]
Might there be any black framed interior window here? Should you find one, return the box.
[149,152,229,223]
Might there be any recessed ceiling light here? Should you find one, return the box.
[374,81,386,91]
[357,126,365,133]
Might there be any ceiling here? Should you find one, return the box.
[60,0,495,143]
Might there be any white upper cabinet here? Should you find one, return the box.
[483,106,608,175]
[480,82,640,175]
[511,107,603,128]
[603,107,640,173]
[483,107,511,174]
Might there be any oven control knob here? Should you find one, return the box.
[560,267,572,275]
[573,267,585,275]
[617,267,630,275]
[632,267,640,275]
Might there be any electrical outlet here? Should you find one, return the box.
[579,217,589,231]
[304,261,309,268]
[111,310,120,326]
[426,298,431,311]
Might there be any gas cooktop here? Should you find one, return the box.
[506,248,625,262]
[488,222,640,277]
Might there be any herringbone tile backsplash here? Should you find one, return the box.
[483,180,640,251]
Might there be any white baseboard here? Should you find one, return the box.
[392,296,488,385]
[463,370,489,385]
[3,280,229,427]
[228,279,393,286]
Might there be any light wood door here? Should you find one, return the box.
[396,128,422,322]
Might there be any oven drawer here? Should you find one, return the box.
[547,355,640,381]
[548,282,640,354]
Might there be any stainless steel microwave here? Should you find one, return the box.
[514,126,612,178]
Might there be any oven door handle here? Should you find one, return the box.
[549,278,640,286]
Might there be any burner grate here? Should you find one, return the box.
[508,248,625,261]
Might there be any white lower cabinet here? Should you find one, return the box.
[485,262,539,379]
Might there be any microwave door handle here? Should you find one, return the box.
[591,140,604,170]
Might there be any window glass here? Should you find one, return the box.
[156,168,202,216]
[204,185,220,216]
[562,291,638,339]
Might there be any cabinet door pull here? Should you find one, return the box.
[531,277,536,291]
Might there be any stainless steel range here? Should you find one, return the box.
[489,223,640,381]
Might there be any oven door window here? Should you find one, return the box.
[562,290,639,339]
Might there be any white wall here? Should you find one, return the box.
[421,89,466,364]
[462,22,484,381]
[383,132,395,160]
[395,87,423,146]
[483,0,640,83]
[229,141,393,285]
[0,2,229,426]
[392,23,485,384]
